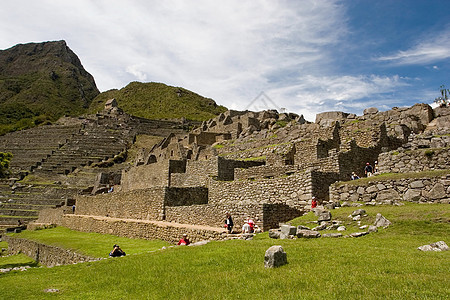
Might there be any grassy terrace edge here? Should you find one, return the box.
[336,169,450,186]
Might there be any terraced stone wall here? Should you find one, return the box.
[209,171,313,208]
[75,188,166,220]
[120,161,169,191]
[61,215,226,243]
[4,236,99,267]
[330,174,450,204]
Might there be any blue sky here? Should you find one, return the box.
[1,0,449,120]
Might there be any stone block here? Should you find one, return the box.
[280,224,297,236]
[264,245,287,268]
[374,213,391,228]
[317,210,332,222]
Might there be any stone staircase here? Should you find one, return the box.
[0,125,81,176]
[35,124,129,175]
[0,182,77,227]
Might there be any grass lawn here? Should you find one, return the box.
[0,203,448,299]
[6,226,170,258]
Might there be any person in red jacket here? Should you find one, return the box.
[177,234,190,245]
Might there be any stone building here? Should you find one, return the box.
[53,103,448,243]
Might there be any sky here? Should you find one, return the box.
[1,0,449,121]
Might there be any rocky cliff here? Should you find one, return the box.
[0,40,99,134]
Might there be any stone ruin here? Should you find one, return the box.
[2,102,450,243]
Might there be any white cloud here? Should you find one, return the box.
[376,29,450,65]
[266,74,411,121]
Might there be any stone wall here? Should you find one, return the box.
[165,187,208,206]
[29,206,72,225]
[208,171,313,208]
[61,215,226,244]
[4,236,99,267]
[120,161,169,191]
[330,173,450,204]
[217,157,266,181]
[379,148,450,174]
[170,158,218,187]
[234,165,299,180]
[75,188,166,220]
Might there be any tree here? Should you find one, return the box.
[0,152,13,178]
[434,85,449,107]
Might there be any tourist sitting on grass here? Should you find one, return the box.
[242,221,251,234]
[247,216,255,233]
[177,234,190,245]
[109,244,126,257]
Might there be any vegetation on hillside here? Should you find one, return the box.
[0,152,12,178]
[1,203,448,299]
[89,82,227,121]
[0,41,99,135]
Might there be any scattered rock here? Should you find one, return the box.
[44,289,60,293]
[312,223,327,231]
[189,240,210,246]
[322,233,343,238]
[264,245,287,268]
[269,229,281,239]
[349,232,369,238]
[337,226,346,231]
[374,213,391,228]
[297,230,321,238]
[317,210,332,222]
[351,209,366,216]
[418,241,449,252]
[368,225,378,233]
[297,225,311,230]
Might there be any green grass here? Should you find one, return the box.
[88,82,227,121]
[7,227,170,258]
[0,204,449,299]
[0,253,38,269]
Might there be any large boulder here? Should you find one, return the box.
[363,107,379,115]
[280,225,297,239]
[264,245,287,268]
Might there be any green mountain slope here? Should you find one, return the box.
[89,81,227,121]
[0,41,99,134]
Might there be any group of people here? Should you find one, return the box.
[224,213,261,234]
[351,161,379,180]
[110,233,192,257]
